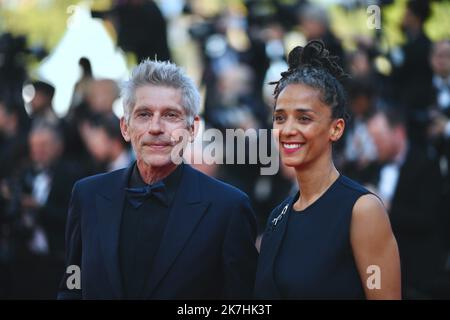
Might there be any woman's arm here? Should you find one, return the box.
[350,194,401,299]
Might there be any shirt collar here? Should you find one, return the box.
[394,141,409,166]
[108,150,131,172]
[433,75,450,89]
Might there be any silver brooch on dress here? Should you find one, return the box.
[271,204,289,228]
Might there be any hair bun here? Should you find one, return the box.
[288,40,324,68]
[287,46,303,69]
[286,40,347,81]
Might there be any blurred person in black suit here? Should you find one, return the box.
[429,39,450,289]
[340,79,378,183]
[6,122,83,298]
[389,0,434,144]
[367,108,448,298]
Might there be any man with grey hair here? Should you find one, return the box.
[298,3,344,63]
[58,59,258,299]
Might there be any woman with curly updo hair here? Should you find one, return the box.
[254,40,401,299]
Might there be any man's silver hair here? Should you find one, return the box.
[121,59,200,125]
[299,4,329,28]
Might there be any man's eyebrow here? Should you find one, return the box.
[133,105,182,112]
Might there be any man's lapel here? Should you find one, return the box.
[145,164,210,297]
[95,164,133,299]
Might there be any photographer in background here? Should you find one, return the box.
[0,33,34,132]
[1,123,83,298]
[91,0,171,62]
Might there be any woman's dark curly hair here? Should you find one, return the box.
[271,40,350,120]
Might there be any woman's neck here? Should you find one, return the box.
[294,158,340,211]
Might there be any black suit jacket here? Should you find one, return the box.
[385,146,445,292]
[18,160,84,258]
[57,163,258,299]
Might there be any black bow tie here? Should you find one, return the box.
[125,181,168,208]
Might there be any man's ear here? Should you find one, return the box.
[330,118,345,142]
[189,115,201,142]
[120,117,131,142]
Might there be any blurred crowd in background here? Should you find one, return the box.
[1,0,450,299]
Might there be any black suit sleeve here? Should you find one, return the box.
[391,158,443,235]
[57,182,82,299]
[222,194,258,299]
